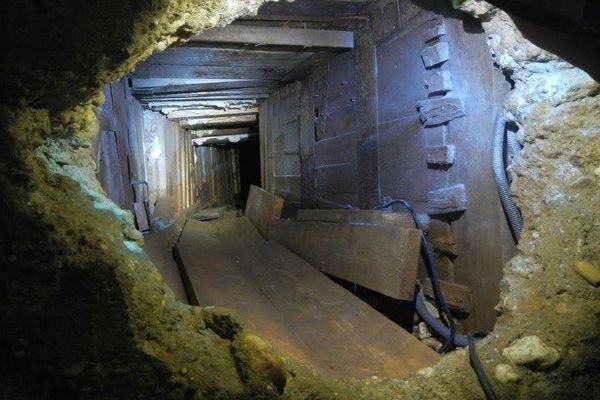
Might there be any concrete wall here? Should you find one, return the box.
[259,0,517,331]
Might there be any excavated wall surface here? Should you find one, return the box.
[0,0,599,399]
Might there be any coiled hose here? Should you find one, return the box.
[492,113,523,243]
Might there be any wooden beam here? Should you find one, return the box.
[421,278,472,313]
[427,184,468,215]
[179,114,258,128]
[189,25,354,51]
[193,134,255,146]
[245,185,284,238]
[167,108,259,120]
[132,63,289,80]
[130,78,256,89]
[130,79,279,93]
[145,99,260,110]
[149,46,314,68]
[190,128,251,137]
[296,209,414,226]
[175,217,440,379]
[141,95,269,104]
[269,219,422,300]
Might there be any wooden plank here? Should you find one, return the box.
[193,133,254,146]
[168,108,259,120]
[131,80,279,96]
[191,128,251,137]
[245,185,284,238]
[269,219,422,300]
[132,63,288,80]
[426,144,456,166]
[191,206,226,221]
[420,41,450,68]
[425,70,453,96]
[256,0,370,19]
[149,46,314,68]
[146,99,260,110]
[176,217,439,379]
[315,163,359,193]
[179,114,257,128]
[422,278,471,313]
[417,96,465,126]
[423,16,447,42]
[190,25,354,51]
[428,219,459,256]
[296,209,414,227]
[133,202,150,232]
[427,184,468,214]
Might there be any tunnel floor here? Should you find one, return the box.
[174,213,439,379]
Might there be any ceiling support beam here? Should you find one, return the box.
[179,114,258,129]
[167,108,258,121]
[189,25,354,51]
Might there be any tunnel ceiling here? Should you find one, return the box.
[128,0,372,144]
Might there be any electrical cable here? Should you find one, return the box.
[492,113,523,243]
[374,198,457,352]
[415,288,468,347]
[468,333,498,400]
[373,199,497,398]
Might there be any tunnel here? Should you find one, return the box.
[1,0,600,399]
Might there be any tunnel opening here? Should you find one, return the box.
[2,0,600,399]
[97,0,515,357]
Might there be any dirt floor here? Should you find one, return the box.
[0,0,599,399]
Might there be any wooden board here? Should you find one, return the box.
[133,202,150,232]
[296,209,414,226]
[244,185,284,238]
[269,219,422,300]
[176,217,439,379]
[190,25,354,51]
[422,278,471,313]
[191,207,226,221]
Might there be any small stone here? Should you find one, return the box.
[573,260,600,287]
[503,335,561,371]
[416,366,435,378]
[422,337,443,352]
[494,363,520,383]
[424,301,440,319]
[595,166,600,177]
[415,322,432,340]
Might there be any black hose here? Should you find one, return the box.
[415,288,468,347]
[374,199,458,352]
[468,333,498,400]
[492,113,523,242]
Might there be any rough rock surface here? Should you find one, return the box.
[0,0,599,399]
[502,336,561,371]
